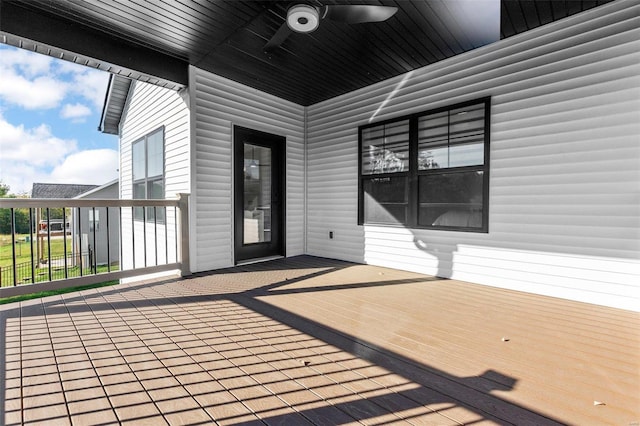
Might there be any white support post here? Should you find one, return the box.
[177,193,191,277]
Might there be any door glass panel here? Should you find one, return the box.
[243,143,271,244]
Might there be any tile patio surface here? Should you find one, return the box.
[2,256,638,425]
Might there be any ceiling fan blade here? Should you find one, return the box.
[264,22,293,52]
[321,5,398,24]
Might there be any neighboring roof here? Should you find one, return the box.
[31,183,99,199]
[99,74,132,135]
[74,179,119,199]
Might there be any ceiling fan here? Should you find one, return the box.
[264,3,398,52]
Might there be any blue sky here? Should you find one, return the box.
[0,45,119,195]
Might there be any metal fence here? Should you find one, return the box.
[0,194,189,297]
[0,251,98,286]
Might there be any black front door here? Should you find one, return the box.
[234,126,285,263]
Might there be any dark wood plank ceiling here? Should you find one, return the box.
[0,0,614,106]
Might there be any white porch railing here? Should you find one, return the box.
[0,194,190,298]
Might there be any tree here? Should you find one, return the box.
[14,209,31,234]
[0,181,31,234]
[0,181,10,198]
[1,181,11,234]
[0,208,10,234]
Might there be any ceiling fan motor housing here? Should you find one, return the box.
[265,3,397,52]
[287,4,320,33]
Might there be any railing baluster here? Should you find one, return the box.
[46,208,52,282]
[78,207,83,277]
[29,208,35,284]
[154,206,158,266]
[174,206,178,264]
[106,206,111,273]
[11,208,17,286]
[165,206,169,264]
[119,207,123,272]
[63,207,68,279]
[92,207,97,274]
[131,206,136,270]
[143,205,147,268]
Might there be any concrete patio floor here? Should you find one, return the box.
[2,255,638,425]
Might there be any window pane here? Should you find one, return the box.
[147,130,164,178]
[89,209,100,231]
[134,206,144,221]
[363,176,408,224]
[450,103,484,140]
[449,103,485,167]
[418,171,484,228]
[449,141,484,168]
[418,111,448,169]
[362,120,409,174]
[418,103,485,169]
[145,206,165,223]
[148,178,164,199]
[146,178,165,222]
[132,140,145,180]
[133,181,146,199]
[243,144,272,244]
[133,181,145,220]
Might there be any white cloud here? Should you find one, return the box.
[0,67,68,109]
[0,113,77,193]
[70,69,110,110]
[50,149,119,185]
[0,162,50,196]
[0,47,53,77]
[0,47,117,194]
[53,54,110,110]
[0,46,110,111]
[0,114,118,194]
[55,58,90,75]
[0,114,77,167]
[60,103,92,121]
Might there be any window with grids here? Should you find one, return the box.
[360,119,410,225]
[132,127,165,222]
[358,98,490,232]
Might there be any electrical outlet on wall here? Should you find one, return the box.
[329,231,334,239]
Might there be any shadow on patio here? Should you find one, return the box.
[2,256,638,425]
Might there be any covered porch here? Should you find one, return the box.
[3,256,638,425]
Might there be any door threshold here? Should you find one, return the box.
[236,255,284,266]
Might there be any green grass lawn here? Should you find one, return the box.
[0,234,32,266]
[1,234,119,287]
[0,234,73,268]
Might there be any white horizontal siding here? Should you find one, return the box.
[119,82,189,277]
[305,0,640,311]
[191,67,305,272]
[120,81,191,200]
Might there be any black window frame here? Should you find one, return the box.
[132,126,165,223]
[358,97,491,233]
